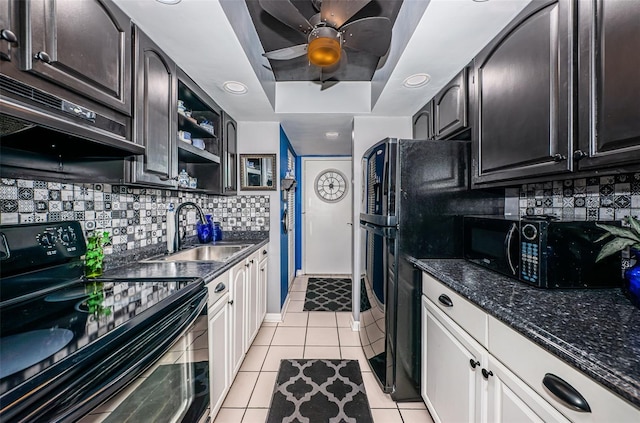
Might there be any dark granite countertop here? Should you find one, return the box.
[409,257,640,409]
[102,237,269,283]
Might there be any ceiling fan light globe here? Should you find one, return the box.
[308,37,341,67]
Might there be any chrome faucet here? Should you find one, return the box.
[174,201,207,252]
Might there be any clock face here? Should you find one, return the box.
[315,169,348,203]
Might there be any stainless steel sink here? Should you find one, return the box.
[144,244,252,262]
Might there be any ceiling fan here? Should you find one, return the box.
[258,0,392,85]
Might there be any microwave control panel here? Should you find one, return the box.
[520,223,541,284]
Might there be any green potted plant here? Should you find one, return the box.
[85,231,110,278]
[596,216,640,308]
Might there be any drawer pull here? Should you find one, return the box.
[214,282,226,293]
[481,368,493,379]
[469,359,480,369]
[438,294,453,307]
[543,373,591,413]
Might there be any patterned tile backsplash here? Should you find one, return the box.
[515,172,640,222]
[0,178,270,257]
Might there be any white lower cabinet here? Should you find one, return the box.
[422,294,569,423]
[422,297,484,423]
[207,244,269,421]
[422,271,640,423]
[258,247,268,324]
[245,251,260,348]
[208,290,230,417]
[486,354,570,423]
[230,260,247,376]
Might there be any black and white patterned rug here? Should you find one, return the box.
[267,359,373,423]
[304,277,352,311]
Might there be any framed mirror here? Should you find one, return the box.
[240,154,276,190]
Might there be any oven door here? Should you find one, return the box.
[360,222,396,394]
[80,291,211,423]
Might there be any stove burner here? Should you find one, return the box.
[0,329,74,379]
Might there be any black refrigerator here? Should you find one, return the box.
[359,138,504,401]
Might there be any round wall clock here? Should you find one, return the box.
[314,169,348,203]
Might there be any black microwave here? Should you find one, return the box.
[463,216,623,289]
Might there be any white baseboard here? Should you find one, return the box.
[350,315,360,332]
[264,313,282,323]
[264,292,291,323]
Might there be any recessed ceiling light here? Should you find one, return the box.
[223,81,248,95]
[325,131,339,139]
[403,73,431,88]
[155,0,182,4]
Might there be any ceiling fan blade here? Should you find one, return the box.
[258,0,313,34]
[320,79,339,91]
[340,16,392,58]
[321,50,348,81]
[321,0,371,29]
[263,44,308,60]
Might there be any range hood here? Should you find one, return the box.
[0,75,144,159]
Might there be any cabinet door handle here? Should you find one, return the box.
[573,150,588,161]
[438,294,453,307]
[262,250,267,255]
[1,29,18,44]
[34,51,52,64]
[228,300,234,305]
[481,368,493,379]
[469,359,480,369]
[214,282,226,293]
[250,259,254,264]
[542,373,591,413]
[260,268,264,272]
[245,263,250,267]
[552,153,567,162]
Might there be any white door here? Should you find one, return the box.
[303,158,352,274]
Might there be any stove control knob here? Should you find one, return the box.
[38,233,53,247]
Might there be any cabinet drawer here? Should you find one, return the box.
[259,245,268,262]
[422,271,488,347]
[488,316,640,422]
[207,271,230,311]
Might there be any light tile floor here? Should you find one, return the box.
[213,275,434,423]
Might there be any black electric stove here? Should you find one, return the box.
[0,222,206,423]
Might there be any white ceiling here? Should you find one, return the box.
[113,0,531,156]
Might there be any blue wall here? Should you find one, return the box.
[279,127,297,307]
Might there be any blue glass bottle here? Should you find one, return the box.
[212,221,223,242]
[624,249,640,309]
[197,214,213,243]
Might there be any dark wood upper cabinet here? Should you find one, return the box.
[413,101,434,140]
[0,0,17,64]
[127,26,177,187]
[22,0,131,115]
[223,112,238,195]
[472,0,574,186]
[434,69,468,140]
[576,0,640,170]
